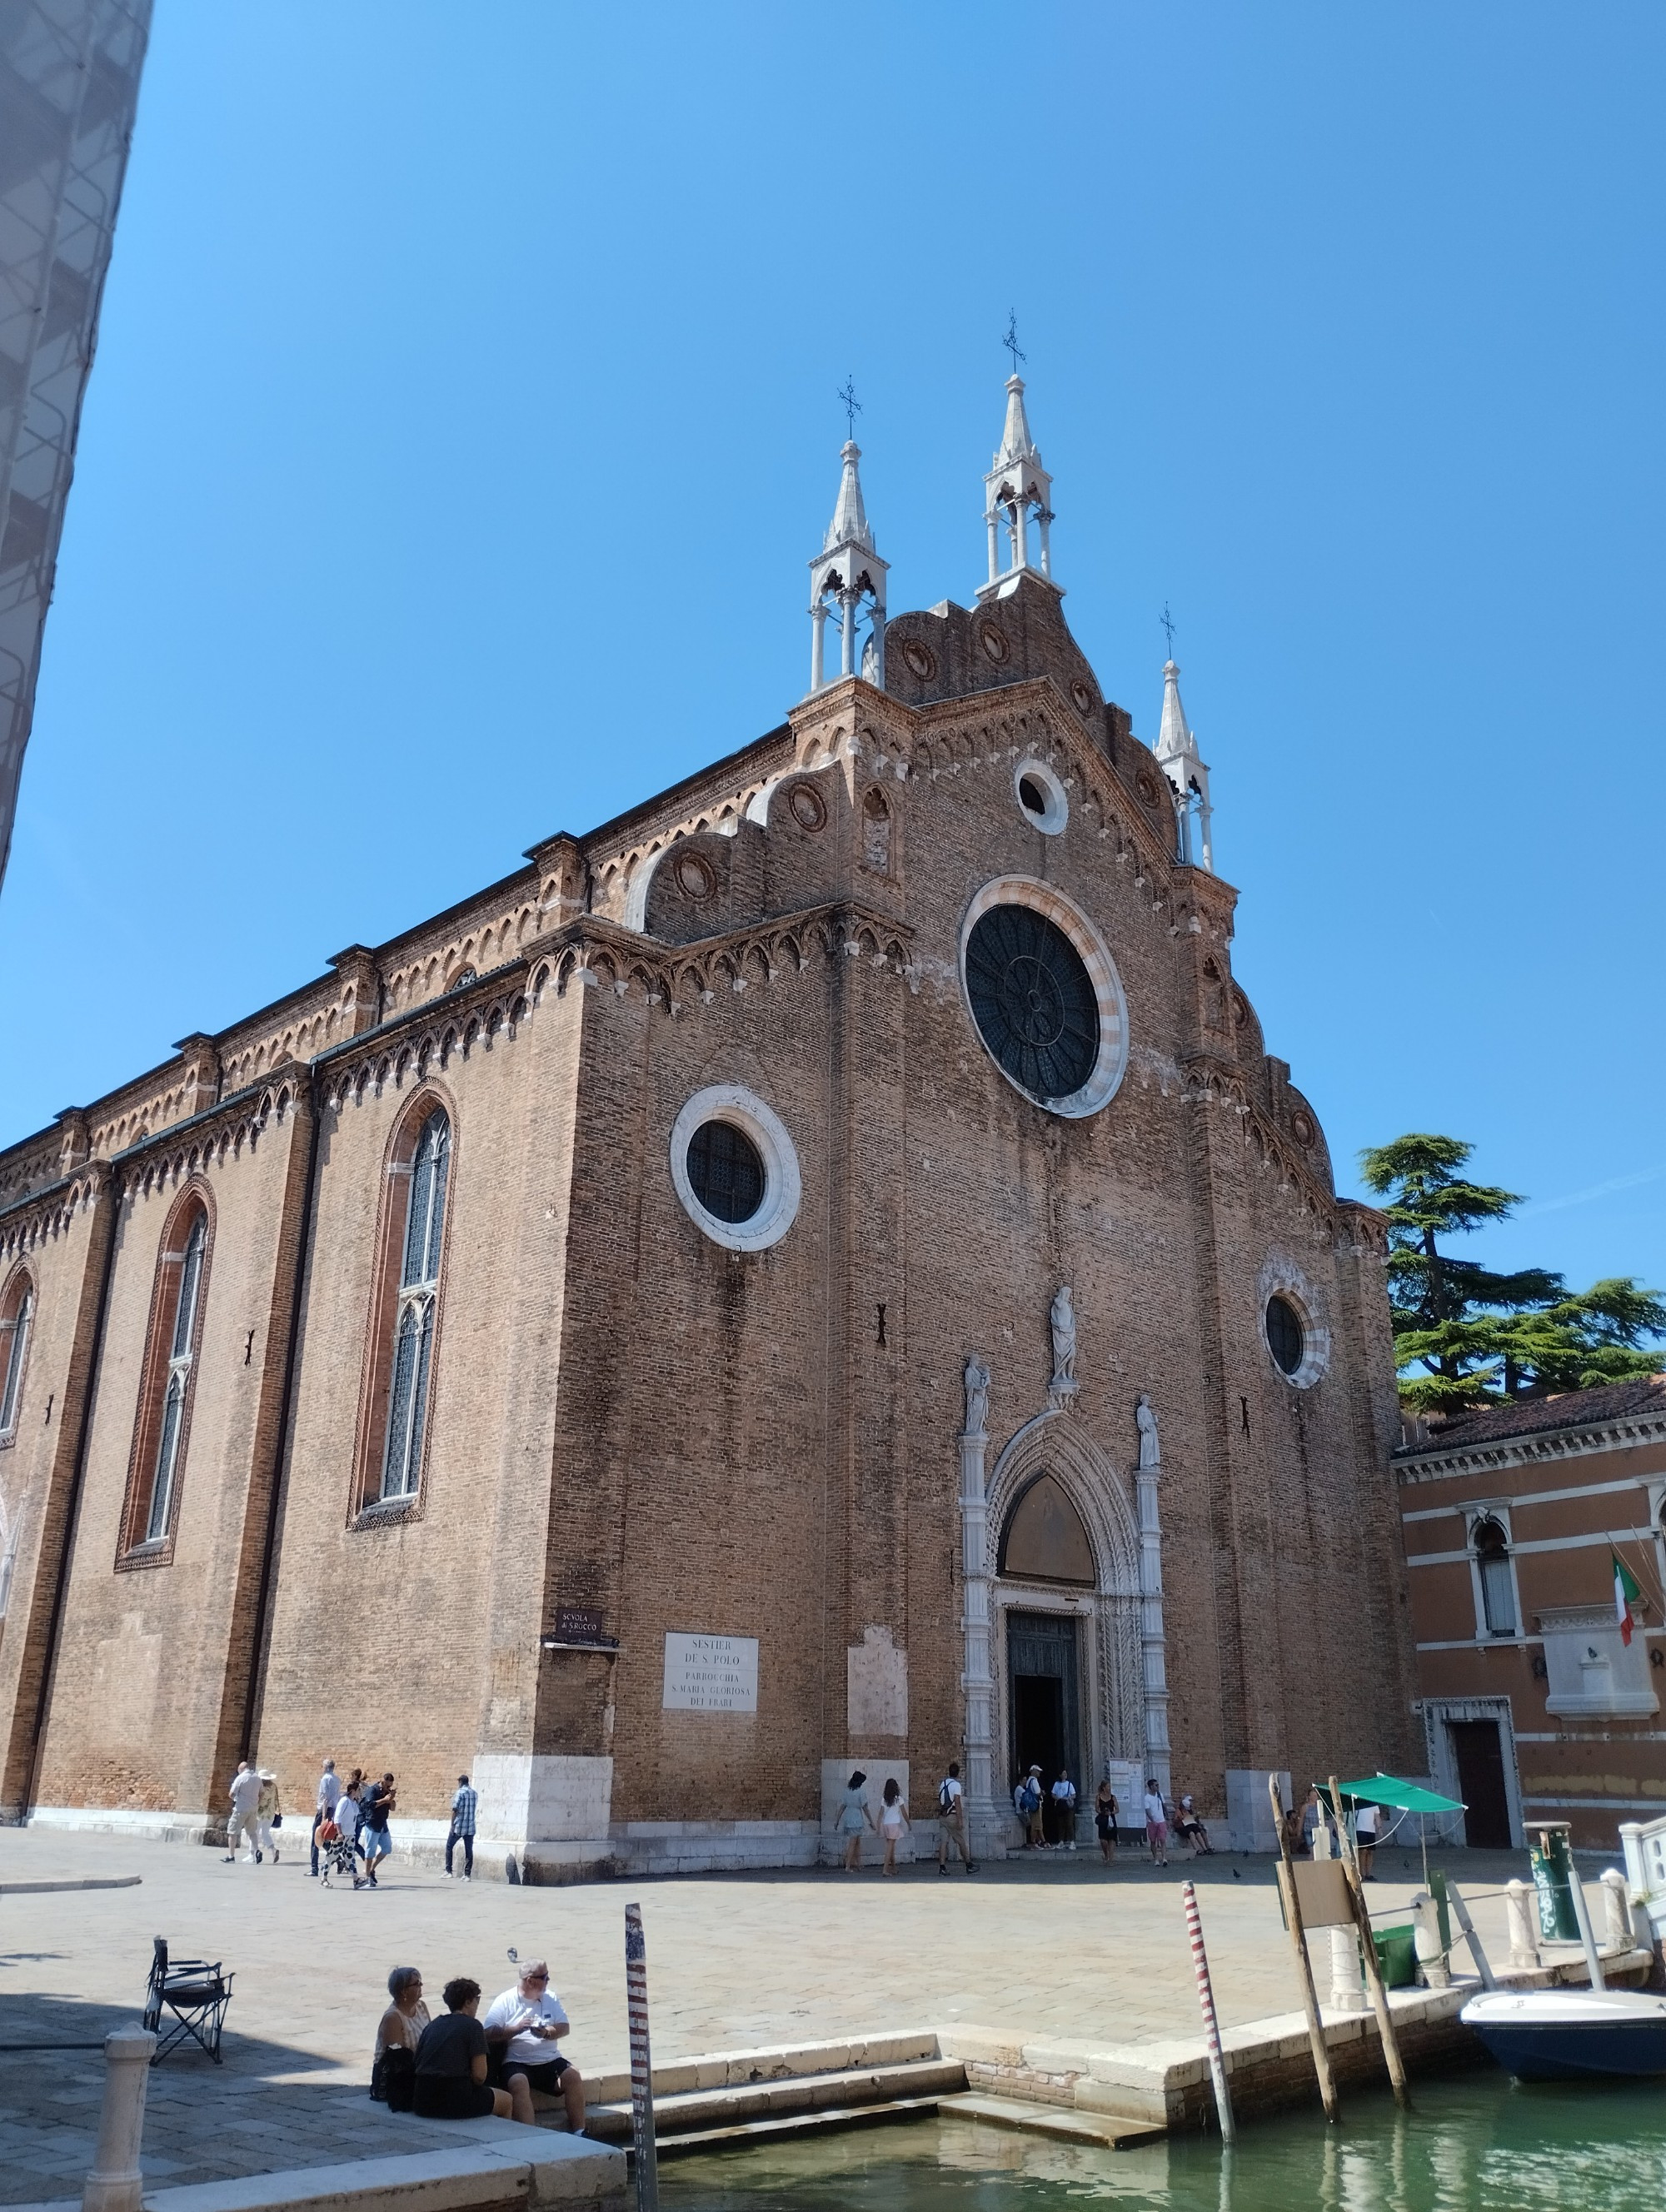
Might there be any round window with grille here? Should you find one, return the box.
[669,1086,801,1252]
[685,1119,765,1224]
[1265,1294,1305,1376]
[965,905,1099,1103]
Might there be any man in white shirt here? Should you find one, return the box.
[311,1760,342,1878]
[222,1761,263,1864]
[1050,1771,1079,1851]
[1353,1800,1380,1881]
[484,1960,585,2131]
[936,1761,975,1876]
[1142,1779,1170,1867]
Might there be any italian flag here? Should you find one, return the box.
[1614,1553,1642,1647]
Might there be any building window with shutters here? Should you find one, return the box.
[1471,1515,1519,1638]
[354,1094,454,1519]
[0,1267,35,1444]
[119,1190,213,1564]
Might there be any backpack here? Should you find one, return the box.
[372,2045,416,2112]
[939,1781,955,1816]
[1019,1779,1040,1815]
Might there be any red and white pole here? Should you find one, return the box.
[625,1904,659,2211]
[1181,1880,1236,2144]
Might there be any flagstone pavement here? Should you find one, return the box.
[0,1827,1559,2203]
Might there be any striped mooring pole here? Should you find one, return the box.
[1181,1880,1236,2144]
[625,1902,659,2212]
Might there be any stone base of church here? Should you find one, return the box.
[22,1805,220,1847]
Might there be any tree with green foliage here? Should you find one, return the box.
[1358,1134,1666,1413]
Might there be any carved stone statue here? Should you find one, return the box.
[1050,1286,1077,1388]
[963,1357,990,1440]
[1136,1393,1160,1471]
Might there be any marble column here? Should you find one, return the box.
[959,1358,998,1855]
[1135,1397,1171,1798]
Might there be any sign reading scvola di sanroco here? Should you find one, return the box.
[662,1632,759,1713]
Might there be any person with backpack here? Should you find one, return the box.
[371,1966,429,2106]
[936,1761,975,1875]
[1014,1765,1045,1848]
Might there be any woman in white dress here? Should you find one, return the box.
[878,1777,910,1878]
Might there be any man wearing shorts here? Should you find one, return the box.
[485,1959,586,2131]
[1142,1778,1170,1867]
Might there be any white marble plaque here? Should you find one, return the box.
[662,1633,758,1714]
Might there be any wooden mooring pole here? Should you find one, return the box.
[1180,1881,1236,2144]
[1269,1773,1339,2123]
[1328,1776,1409,2110]
[625,1903,659,2212]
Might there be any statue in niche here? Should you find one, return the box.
[1050,1286,1077,1389]
[1136,1393,1161,1471]
[963,1357,990,1439]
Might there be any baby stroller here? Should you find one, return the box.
[317,1818,360,1888]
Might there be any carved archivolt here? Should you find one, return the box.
[983,1408,1140,1600]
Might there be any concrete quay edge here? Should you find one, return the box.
[11,2123,625,2212]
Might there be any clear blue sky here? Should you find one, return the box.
[3,3,1662,1297]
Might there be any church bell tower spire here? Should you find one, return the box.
[808,435,888,694]
[1154,655,1214,872]
[978,370,1057,600]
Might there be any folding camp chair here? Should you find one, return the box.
[142,1936,234,2064]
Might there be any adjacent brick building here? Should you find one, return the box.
[1395,1378,1666,1851]
[0,381,1419,1874]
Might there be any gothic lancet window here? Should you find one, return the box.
[122,1193,212,1559]
[382,1108,449,1500]
[0,1270,34,1440]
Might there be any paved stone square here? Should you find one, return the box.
[0,1826,1542,2203]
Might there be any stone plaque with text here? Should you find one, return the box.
[662,1632,758,1713]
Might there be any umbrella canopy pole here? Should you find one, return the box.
[1329,1775,1411,2110]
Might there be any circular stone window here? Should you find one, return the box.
[1070,679,1095,717]
[1259,1272,1331,1388]
[979,620,1010,665]
[1264,1294,1304,1376]
[901,639,936,680]
[673,849,716,900]
[670,1086,801,1252]
[959,878,1129,1118]
[1014,758,1068,834]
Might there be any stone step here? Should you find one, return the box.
[580,2057,967,2141]
[940,2091,1166,2150]
[652,2094,948,2158]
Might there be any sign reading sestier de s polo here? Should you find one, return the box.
[662,1632,759,1713]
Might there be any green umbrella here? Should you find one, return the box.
[1325,1773,1466,1889]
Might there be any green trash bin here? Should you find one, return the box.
[1373,1924,1419,1990]
[1529,1822,1582,1943]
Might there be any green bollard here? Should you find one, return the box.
[1529,1821,1581,1943]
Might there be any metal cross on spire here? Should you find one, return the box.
[1002,311,1025,373]
[837,376,861,438]
[1160,602,1177,659]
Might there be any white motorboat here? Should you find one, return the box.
[1461,1987,1666,2080]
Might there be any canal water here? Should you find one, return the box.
[658,2070,1666,2210]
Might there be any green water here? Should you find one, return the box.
[657,2072,1666,2210]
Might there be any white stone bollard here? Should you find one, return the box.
[1505,1879,1540,1970]
[1409,1891,1450,1988]
[1601,1868,1634,1953]
[1329,1923,1367,2011]
[82,2027,155,2212]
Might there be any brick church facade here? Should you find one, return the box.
[0,381,1419,1874]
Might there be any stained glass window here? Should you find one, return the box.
[382,1108,450,1499]
[146,1212,207,1542]
[0,1283,30,1434]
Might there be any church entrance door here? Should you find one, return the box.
[1007,1611,1083,1835]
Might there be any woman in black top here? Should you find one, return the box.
[413,1980,534,2123]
